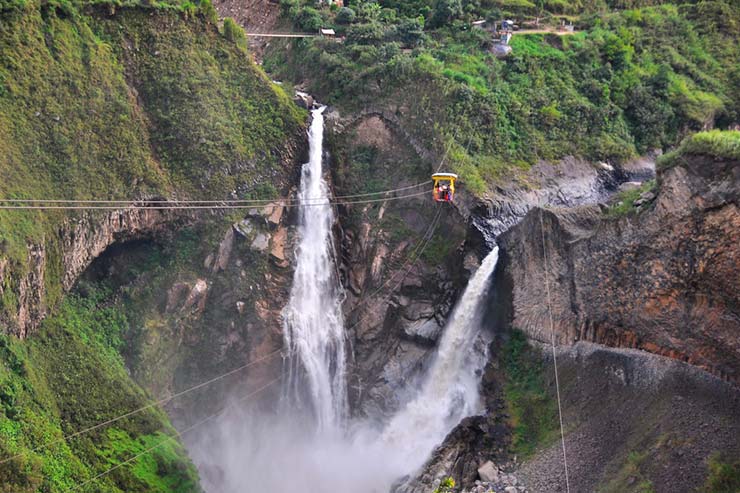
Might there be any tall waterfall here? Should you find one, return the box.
[282,106,348,430]
[188,110,501,493]
[380,246,500,472]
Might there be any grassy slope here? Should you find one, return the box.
[0,0,304,322]
[0,290,199,492]
[266,0,739,195]
[0,1,304,490]
[658,129,740,168]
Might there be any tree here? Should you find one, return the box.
[336,6,357,24]
[430,0,463,28]
[296,6,324,32]
[395,16,426,47]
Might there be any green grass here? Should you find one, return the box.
[607,179,656,217]
[265,1,740,196]
[701,454,740,493]
[502,329,559,458]
[0,1,304,329]
[0,289,198,492]
[658,130,740,169]
[599,450,656,493]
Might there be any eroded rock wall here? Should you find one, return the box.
[498,154,739,382]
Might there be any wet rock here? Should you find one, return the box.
[293,91,314,109]
[402,317,442,345]
[402,301,435,321]
[463,251,481,274]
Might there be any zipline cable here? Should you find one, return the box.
[0,190,429,210]
[539,208,571,493]
[0,181,432,206]
[0,348,283,466]
[69,374,284,492]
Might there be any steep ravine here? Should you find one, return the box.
[403,146,740,492]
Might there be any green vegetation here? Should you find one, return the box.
[600,450,656,493]
[0,289,198,492]
[701,454,740,493]
[266,0,739,194]
[502,329,558,458]
[607,179,655,216]
[433,476,456,493]
[0,0,304,326]
[658,129,740,169]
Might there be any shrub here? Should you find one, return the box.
[702,454,740,493]
[223,17,247,51]
[335,6,356,24]
[198,0,218,24]
[658,130,740,169]
[296,6,324,32]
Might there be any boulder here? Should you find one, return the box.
[477,461,499,483]
[270,227,289,268]
[234,219,254,238]
[262,202,284,228]
[403,318,442,345]
[618,181,643,192]
[182,279,208,314]
[251,233,269,252]
[293,91,314,109]
[213,228,234,273]
[403,301,435,321]
[491,44,512,57]
[165,282,190,313]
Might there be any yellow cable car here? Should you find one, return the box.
[432,173,458,202]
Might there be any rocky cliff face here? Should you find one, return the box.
[5,207,195,338]
[401,147,739,493]
[497,152,739,383]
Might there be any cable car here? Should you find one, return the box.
[432,173,458,202]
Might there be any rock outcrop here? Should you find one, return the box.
[4,207,193,338]
[497,152,739,382]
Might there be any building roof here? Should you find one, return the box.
[320,28,336,36]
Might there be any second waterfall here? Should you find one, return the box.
[282,106,348,431]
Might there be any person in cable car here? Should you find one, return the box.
[432,173,458,202]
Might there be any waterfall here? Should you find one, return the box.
[189,109,500,493]
[380,246,500,473]
[281,106,348,431]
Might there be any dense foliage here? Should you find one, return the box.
[501,329,558,458]
[0,289,199,492]
[0,2,306,490]
[658,129,740,168]
[0,0,304,324]
[267,0,739,194]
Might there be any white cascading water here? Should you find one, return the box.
[380,246,500,474]
[188,109,501,493]
[282,106,348,431]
